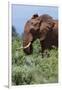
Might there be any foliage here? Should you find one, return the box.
[12,27,58,85]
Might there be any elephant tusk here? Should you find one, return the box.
[16,42,31,50]
[23,42,31,49]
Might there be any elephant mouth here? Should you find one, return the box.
[23,42,33,54]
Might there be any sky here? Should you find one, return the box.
[12,4,58,35]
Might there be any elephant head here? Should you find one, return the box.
[23,14,58,55]
[23,14,41,54]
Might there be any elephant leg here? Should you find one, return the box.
[40,41,50,58]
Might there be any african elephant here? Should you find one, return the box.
[23,14,58,56]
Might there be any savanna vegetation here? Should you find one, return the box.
[12,26,58,85]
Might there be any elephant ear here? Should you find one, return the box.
[39,30,47,41]
[47,20,55,29]
[40,21,55,41]
[31,14,39,19]
[39,20,54,41]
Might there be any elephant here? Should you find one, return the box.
[23,14,58,57]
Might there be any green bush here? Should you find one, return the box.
[12,37,58,85]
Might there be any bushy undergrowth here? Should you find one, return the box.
[12,37,58,85]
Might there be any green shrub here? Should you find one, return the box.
[12,37,58,85]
